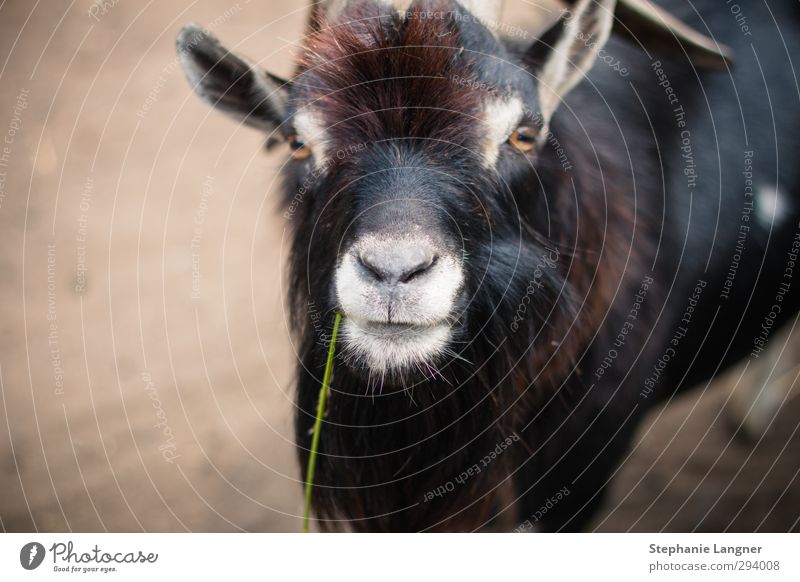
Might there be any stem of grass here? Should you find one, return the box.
[303,312,343,533]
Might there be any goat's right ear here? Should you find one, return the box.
[177,24,289,133]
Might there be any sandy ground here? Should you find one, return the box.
[0,0,797,533]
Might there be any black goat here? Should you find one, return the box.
[178,0,800,531]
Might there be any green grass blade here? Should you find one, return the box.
[303,312,343,533]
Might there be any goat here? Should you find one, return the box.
[178,0,800,531]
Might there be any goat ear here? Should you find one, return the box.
[528,0,616,128]
[177,23,289,133]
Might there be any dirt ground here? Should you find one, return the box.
[0,0,798,533]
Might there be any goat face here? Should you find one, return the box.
[179,0,617,383]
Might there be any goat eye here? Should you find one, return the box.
[509,126,537,153]
[288,135,311,160]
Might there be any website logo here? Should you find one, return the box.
[20,542,46,570]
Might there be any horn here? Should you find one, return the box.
[564,0,734,70]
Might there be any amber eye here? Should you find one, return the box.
[509,126,537,153]
[288,134,311,160]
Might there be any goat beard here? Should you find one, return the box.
[292,242,580,532]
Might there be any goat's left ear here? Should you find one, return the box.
[177,23,289,135]
[527,0,616,129]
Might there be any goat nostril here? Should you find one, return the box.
[358,253,387,282]
[400,255,438,283]
[358,248,438,285]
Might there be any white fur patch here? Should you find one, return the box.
[179,50,208,94]
[482,96,524,167]
[757,184,789,227]
[456,0,501,26]
[336,234,463,324]
[376,0,413,14]
[340,320,452,373]
[335,234,464,372]
[293,109,330,169]
[317,0,352,21]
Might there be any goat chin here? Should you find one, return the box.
[338,319,453,376]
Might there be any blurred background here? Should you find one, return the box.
[0,0,797,532]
